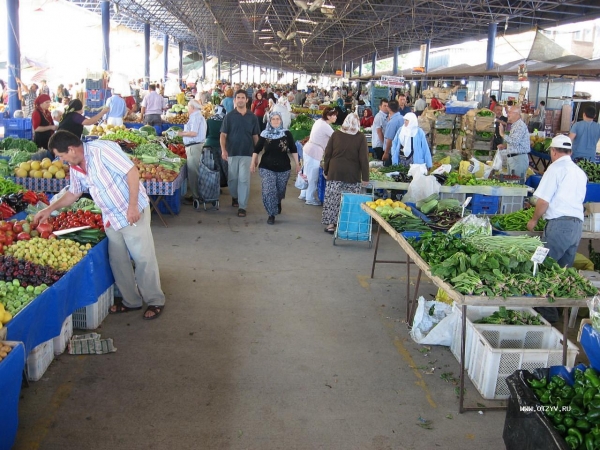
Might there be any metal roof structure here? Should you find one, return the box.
[67,0,600,75]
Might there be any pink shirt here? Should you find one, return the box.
[303,119,334,161]
[141,91,163,114]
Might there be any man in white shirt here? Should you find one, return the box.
[527,135,587,322]
[372,98,389,160]
[414,95,427,117]
[140,84,163,126]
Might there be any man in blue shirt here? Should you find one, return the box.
[105,92,127,126]
[569,107,600,161]
[382,100,404,166]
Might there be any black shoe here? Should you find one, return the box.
[267,215,275,225]
[232,198,239,207]
[277,203,282,214]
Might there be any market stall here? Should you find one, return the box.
[361,204,596,413]
[0,341,25,450]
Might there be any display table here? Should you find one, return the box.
[6,239,114,354]
[12,177,69,193]
[144,165,187,227]
[0,341,25,450]
[361,204,593,413]
[529,150,550,171]
[370,180,529,197]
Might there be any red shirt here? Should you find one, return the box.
[430,98,444,110]
[124,96,136,110]
[252,98,268,117]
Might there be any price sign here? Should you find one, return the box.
[531,246,550,276]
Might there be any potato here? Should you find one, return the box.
[1,345,11,353]
[0,351,7,358]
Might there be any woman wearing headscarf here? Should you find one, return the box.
[334,97,348,126]
[221,88,234,113]
[58,99,108,138]
[31,94,57,149]
[360,108,374,127]
[391,112,432,168]
[272,96,292,129]
[299,107,338,206]
[251,112,300,225]
[203,104,228,189]
[251,91,269,131]
[321,113,369,234]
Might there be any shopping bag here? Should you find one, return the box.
[403,164,441,204]
[410,297,457,346]
[295,172,308,190]
[492,150,505,171]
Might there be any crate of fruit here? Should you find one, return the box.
[142,165,186,195]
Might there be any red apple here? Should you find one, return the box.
[40,231,51,239]
[12,223,23,233]
[17,232,31,241]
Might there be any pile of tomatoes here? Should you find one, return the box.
[49,210,104,232]
[168,143,187,159]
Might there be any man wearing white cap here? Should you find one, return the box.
[527,135,587,322]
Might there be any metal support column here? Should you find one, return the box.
[483,23,498,109]
[350,61,354,78]
[229,59,233,84]
[359,58,363,77]
[7,0,21,117]
[422,39,431,90]
[163,35,169,83]
[101,0,110,71]
[217,55,221,81]
[371,52,376,76]
[178,42,184,88]
[144,23,150,89]
[202,50,206,81]
[393,46,399,76]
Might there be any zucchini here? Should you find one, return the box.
[420,199,439,215]
[416,193,439,209]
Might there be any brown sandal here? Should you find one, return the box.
[143,305,164,320]
[109,298,142,314]
[238,208,246,217]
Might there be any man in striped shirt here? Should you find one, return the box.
[34,131,166,320]
[497,105,531,179]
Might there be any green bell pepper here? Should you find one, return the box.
[552,375,567,388]
[577,419,592,432]
[586,368,600,389]
[555,424,567,435]
[560,386,575,399]
[529,378,548,389]
[568,428,584,447]
[585,388,597,407]
[552,412,563,424]
[564,417,576,428]
[585,432,595,450]
[571,404,585,418]
[587,409,600,423]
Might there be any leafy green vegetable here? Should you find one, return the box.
[290,114,315,132]
[474,306,543,325]
[0,138,38,153]
[476,110,495,117]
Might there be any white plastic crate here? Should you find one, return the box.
[467,324,578,400]
[52,315,73,355]
[72,285,114,330]
[450,305,550,371]
[499,196,526,214]
[439,192,467,203]
[26,339,54,381]
[583,213,600,232]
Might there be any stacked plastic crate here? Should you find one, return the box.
[433,114,457,152]
[3,118,32,140]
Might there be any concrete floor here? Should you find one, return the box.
[14,175,510,450]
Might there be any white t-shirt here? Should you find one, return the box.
[372,111,388,148]
[303,119,334,161]
[533,155,587,220]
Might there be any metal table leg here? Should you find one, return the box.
[370,224,382,278]
[148,195,169,227]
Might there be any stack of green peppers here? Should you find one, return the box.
[529,368,600,449]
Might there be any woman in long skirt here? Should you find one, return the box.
[321,113,370,233]
[252,112,301,224]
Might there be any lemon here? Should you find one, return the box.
[33,170,43,178]
[15,168,27,177]
[19,161,31,171]
[52,160,64,170]
[41,158,52,169]
[55,170,66,179]
[29,169,36,177]
[43,171,53,179]
[30,161,41,170]
[48,165,59,175]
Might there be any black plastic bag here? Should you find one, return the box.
[503,369,569,450]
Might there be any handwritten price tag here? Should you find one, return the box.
[531,246,550,276]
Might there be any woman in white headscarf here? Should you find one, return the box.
[272,96,292,129]
[391,112,432,168]
[321,113,370,234]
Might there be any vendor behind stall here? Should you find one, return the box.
[527,135,587,322]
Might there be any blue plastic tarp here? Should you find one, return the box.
[6,239,114,354]
[0,341,25,450]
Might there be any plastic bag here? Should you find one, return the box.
[448,214,492,237]
[431,164,452,175]
[492,150,504,172]
[295,173,308,190]
[587,295,600,331]
[410,296,456,346]
[403,164,441,204]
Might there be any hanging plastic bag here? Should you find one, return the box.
[588,296,600,331]
[403,164,441,204]
[431,164,452,175]
[492,150,505,172]
[410,296,457,346]
[448,214,492,237]
[295,172,309,190]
